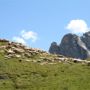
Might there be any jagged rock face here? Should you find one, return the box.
[59,34,87,59]
[49,42,60,54]
[49,32,90,59]
[81,32,90,50]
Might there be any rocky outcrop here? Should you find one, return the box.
[49,42,60,54]
[81,32,90,50]
[0,39,47,59]
[49,32,90,59]
[59,34,87,59]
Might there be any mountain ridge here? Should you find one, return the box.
[49,31,90,59]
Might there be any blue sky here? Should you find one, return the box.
[0,0,90,51]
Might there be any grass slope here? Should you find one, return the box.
[0,53,90,90]
[0,40,90,90]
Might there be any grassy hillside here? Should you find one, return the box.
[0,40,90,90]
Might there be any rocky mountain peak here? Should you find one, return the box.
[49,42,60,54]
[60,33,78,46]
[83,31,90,37]
[49,32,90,59]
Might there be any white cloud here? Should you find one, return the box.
[21,30,38,42]
[12,30,38,45]
[66,19,89,34]
[13,37,26,45]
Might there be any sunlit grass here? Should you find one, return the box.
[0,55,90,90]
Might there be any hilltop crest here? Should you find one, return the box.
[0,39,90,65]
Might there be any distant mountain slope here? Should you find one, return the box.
[49,31,90,59]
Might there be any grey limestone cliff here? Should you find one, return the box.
[49,32,90,59]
